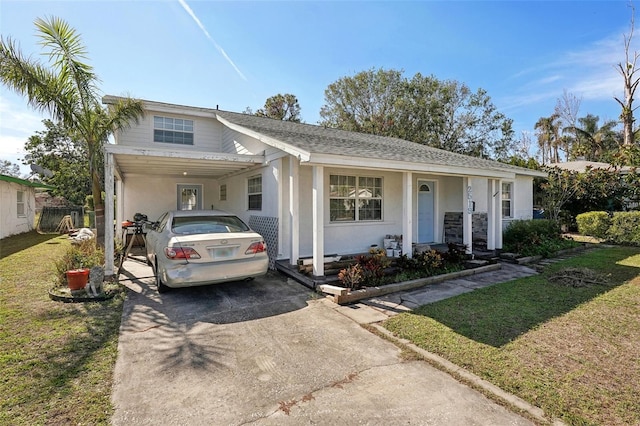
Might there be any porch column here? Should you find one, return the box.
[104,151,115,277]
[115,178,124,240]
[312,165,324,276]
[495,180,503,249]
[289,156,299,266]
[487,179,496,250]
[402,172,413,258]
[462,177,473,254]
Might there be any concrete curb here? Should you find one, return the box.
[370,323,566,426]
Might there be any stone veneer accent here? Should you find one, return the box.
[443,211,488,247]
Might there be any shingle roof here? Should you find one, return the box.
[103,95,544,178]
[214,110,545,177]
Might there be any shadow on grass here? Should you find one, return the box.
[410,247,640,348]
[0,231,60,259]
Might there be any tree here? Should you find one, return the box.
[615,3,640,147]
[534,114,561,164]
[0,17,144,244]
[320,68,404,135]
[554,90,582,160]
[255,93,302,122]
[319,68,515,159]
[566,114,619,162]
[0,160,21,177]
[23,119,91,205]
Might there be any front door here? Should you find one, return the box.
[177,184,202,210]
[418,181,434,243]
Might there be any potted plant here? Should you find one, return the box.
[55,240,104,291]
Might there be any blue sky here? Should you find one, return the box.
[0,0,637,174]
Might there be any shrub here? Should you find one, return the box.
[576,211,611,239]
[355,248,392,286]
[503,219,577,257]
[606,212,640,245]
[55,240,104,286]
[337,263,364,290]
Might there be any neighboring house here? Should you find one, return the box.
[102,96,546,277]
[0,174,54,239]
[550,160,635,174]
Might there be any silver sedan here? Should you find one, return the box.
[145,210,269,293]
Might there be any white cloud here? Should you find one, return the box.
[177,0,247,81]
[502,28,640,125]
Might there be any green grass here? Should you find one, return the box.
[0,231,125,425]
[384,246,640,425]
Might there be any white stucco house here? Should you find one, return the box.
[102,96,546,277]
[0,174,54,239]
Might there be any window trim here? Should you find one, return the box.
[16,190,25,218]
[501,181,513,218]
[153,115,194,145]
[219,184,227,201]
[329,174,383,223]
[247,175,262,211]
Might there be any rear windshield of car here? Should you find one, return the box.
[171,216,250,234]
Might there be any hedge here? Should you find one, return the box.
[606,211,640,245]
[576,211,611,239]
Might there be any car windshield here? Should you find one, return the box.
[171,215,250,235]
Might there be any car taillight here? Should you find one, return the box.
[245,241,266,254]
[164,246,201,260]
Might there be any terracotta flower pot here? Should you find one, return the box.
[66,268,90,290]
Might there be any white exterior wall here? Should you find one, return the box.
[222,128,267,155]
[291,167,406,258]
[501,175,534,230]
[114,112,223,152]
[215,165,277,224]
[514,175,534,220]
[0,181,36,239]
[120,175,219,223]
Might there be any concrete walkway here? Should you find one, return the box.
[111,260,537,425]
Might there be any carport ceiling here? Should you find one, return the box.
[112,154,263,179]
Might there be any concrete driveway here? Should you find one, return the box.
[112,260,533,425]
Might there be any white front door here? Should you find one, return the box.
[418,181,434,243]
[177,184,202,210]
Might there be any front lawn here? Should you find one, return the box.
[384,246,640,426]
[0,231,125,425]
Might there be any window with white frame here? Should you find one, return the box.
[219,184,227,201]
[502,182,513,218]
[329,175,383,222]
[247,176,262,210]
[17,190,25,217]
[153,116,194,145]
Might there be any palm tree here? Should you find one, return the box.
[534,114,561,164]
[0,16,144,244]
[567,114,619,161]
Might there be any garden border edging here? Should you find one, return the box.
[322,263,502,305]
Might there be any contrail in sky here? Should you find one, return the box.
[177,0,247,81]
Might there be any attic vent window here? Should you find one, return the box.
[154,116,194,145]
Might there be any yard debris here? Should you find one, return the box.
[548,267,610,288]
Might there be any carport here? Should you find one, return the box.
[103,144,265,276]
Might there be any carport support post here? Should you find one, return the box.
[312,165,324,277]
[104,151,115,277]
[402,172,413,258]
